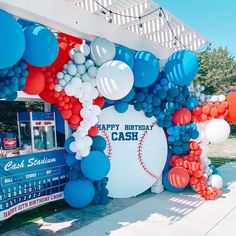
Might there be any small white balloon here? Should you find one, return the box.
[83,136,93,147]
[69,48,80,60]
[77,64,86,75]
[210,174,223,189]
[64,74,72,82]
[63,64,68,70]
[79,44,90,57]
[75,89,83,99]
[75,152,82,160]
[54,84,62,92]
[85,59,95,69]
[75,140,85,150]
[88,66,98,78]
[67,64,77,76]
[65,84,76,96]
[80,108,90,118]
[69,142,77,153]
[59,79,66,87]
[74,53,86,64]
[211,95,219,102]
[81,73,91,82]
[57,72,64,80]
[79,148,90,157]
[219,94,226,102]
[71,77,82,88]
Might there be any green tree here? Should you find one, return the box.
[196,47,236,95]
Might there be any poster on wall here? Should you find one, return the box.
[98,106,168,198]
[0,149,69,221]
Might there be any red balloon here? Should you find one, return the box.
[39,89,56,104]
[226,91,236,123]
[23,67,46,95]
[72,103,83,115]
[94,96,105,108]
[69,114,81,125]
[61,109,72,120]
[88,126,99,136]
[168,167,190,188]
[172,107,192,125]
[58,32,83,45]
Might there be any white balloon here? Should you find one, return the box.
[81,73,91,82]
[65,84,76,96]
[59,79,66,87]
[64,74,72,82]
[75,89,83,99]
[75,153,82,160]
[74,53,86,64]
[91,105,101,115]
[200,85,205,91]
[88,66,98,78]
[67,64,77,76]
[57,72,64,80]
[90,37,116,66]
[205,119,230,143]
[81,82,93,93]
[79,44,90,57]
[79,148,90,157]
[75,140,85,150]
[54,84,62,92]
[71,77,82,88]
[80,108,90,118]
[83,136,93,147]
[63,64,68,70]
[69,142,77,153]
[96,60,134,100]
[69,48,80,60]
[211,95,219,102]
[77,64,86,75]
[219,94,226,102]
[210,174,223,189]
[85,59,94,68]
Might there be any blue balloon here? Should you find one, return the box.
[99,188,109,197]
[81,151,110,181]
[64,179,95,208]
[115,46,134,69]
[53,106,65,134]
[65,153,78,167]
[23,25,59,67]
[68,169,79,180]
[163,150,172,173]
[162,171,186,193]
[164,50,199,86]
[91,136,106,151]
[114,101,129,113]
[64,136,75,154]
[121,88,135,102]
[0,10,25,69]
[92,195,101,205]
[133,51,160,88]
[213,169,222,177]
[17,18,35,29]
[100,196,109,204]
[5,91,17,101]
[185,96,199,110]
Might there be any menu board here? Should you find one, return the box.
[0,149,69,221]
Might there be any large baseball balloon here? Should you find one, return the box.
[96,60,134,100]
[98,105,168,198]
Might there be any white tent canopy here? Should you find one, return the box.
[69,0,210,52]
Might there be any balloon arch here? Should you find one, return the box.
[1,9,236,208]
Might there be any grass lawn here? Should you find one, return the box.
[1,157,236,233]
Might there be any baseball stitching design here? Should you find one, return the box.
[102,130,112,159]
[137,121,159,180]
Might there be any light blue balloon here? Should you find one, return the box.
[115,46,134,69]
[81,151,110,181]
[64,179,95,208]
[0,10,25,69]
[133,51,160,88]
[185,96,199,110]
[164,50,199,86]
[114,101,129,113]
[23,25,59,67]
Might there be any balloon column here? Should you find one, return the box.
[2,9,236,207]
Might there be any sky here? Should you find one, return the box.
[154,0,236,57]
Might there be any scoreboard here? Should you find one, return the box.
[0,149,69,221]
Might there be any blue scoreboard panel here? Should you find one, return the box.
[0,149,69,220]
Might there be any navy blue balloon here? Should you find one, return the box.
[54,106,65,134]
[5,91,17,101]
[115,46,134,69]
[68,169,79,180]
[64,136,75,154]
[185,96,199,110]
[92,195,101,204]
[64,179,95,208]
[100,196,109,204]
[0,10,25,69]
[65,153,77,167]
[23,25,59,67]
[91,136,106,151]
[114,101,129,113]
[163,171,186,193]
[17,18,35,29]
[164,50,199,86]
[163,150,172,173]
[133,51,160,88]
[81,151,110,181]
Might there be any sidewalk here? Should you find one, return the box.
[3,162,236,236]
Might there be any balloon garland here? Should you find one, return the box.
[1,10,236,208]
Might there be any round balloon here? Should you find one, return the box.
[133,51,160,88]
[90,37,116,66]
[163,171,186,192]
[226,92,236,123]
[168,167,190,188]
[23,25,59,67]
[39,89,56,104]
[81,151,110,181]
[96,60,134,100]
[23,67,45,95]
[205,119,230,143]
[165,50,199,86]
[114,46,134,69]
[0,10,25,69]
[64,179,95,208]
[172,107,192,125]
[210,174,223,189]
[91,135,107,151]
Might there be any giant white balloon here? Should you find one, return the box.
[98,106,168,198]
[210,174,223,189]
[96,60,134,100]
[90,37,116,66]
[205,119,230,143]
